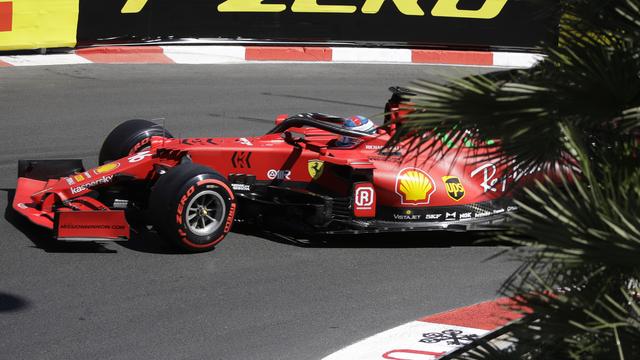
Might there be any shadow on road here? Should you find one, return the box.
[233,223,509,249]
[0,292,29,313]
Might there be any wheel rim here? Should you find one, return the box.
[185,190,226,237]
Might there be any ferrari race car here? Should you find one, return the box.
[13,89,532,252]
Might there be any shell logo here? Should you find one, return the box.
[94,162,120,175]
[395,168,436,205]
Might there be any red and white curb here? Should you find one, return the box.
[322,298,524,360]
[0,46,542,67]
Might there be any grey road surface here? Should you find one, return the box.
[0,64,516,360]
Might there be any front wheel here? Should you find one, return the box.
[99,119,173,165]
[149,163,236,252]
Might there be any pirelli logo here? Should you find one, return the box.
[0,1,12,32]
[122,0,509,19]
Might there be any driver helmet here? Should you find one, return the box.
[336,116,376,147]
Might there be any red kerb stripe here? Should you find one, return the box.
[412,49,493,65]
[76,46,174,64]
[419,298,526,330]
[245,47,332,61]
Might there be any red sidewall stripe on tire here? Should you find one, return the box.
[175,178,236,249]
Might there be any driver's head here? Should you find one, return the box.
[336,116,376,147]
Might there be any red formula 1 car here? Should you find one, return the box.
[13,89,534,252]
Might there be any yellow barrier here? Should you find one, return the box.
[0,0,78,51]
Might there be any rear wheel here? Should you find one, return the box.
[149,163,236,252]
[99,119,173,164]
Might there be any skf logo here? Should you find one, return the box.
[307,160,324,180]
[94,162,120,175]
[442,176,465,201]
[353,183,376,217]
[0,1,12,32]
[395,168,436,205]
[122,0,509,19]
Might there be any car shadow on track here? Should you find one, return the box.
[233,223,509,249]
[0,292,30,313]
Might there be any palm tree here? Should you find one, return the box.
[388,0,640,358]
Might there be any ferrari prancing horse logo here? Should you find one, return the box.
[308,160,324,180]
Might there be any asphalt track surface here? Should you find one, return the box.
[0,64,517,360]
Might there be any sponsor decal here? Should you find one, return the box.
[475,211,492,218]
[493,208,505,214]
[130,137,151,154]
[445,212,457,221]
[214,0,508,19]
[267,169,291,180]
[231,151,252,168]
[231,183,251,191]
[459,211,472,219]
[176,185,196,225]
[60,224,125,230]
[181,138,217,146]
[307,159,324,180]
[94,162,120,175]
[470,163,541,193]
[365,144,384,150]
[123,0,509,19]
[424,213,443,220]
[420,329,479,346]
[395,168,436,205]
[128,150,153,163]
[470,163,501,193]
[442,176,465,201]
[224,203,236,233]
[70,175,113,194]
[238,137,253,146]
[83,171,92,179]
[393,210,421,220]
[73,174,85,182]
[507,205,518,211]
[64,177,75,185]
[353,183,376,217]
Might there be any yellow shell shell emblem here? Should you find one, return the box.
[308,160,324,180]
[395,168,436,205]
[94,162,120,175]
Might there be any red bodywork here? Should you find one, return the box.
[14,89,549,242]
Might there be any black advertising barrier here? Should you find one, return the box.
[78,0,557,50]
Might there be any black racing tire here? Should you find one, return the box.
[149,163,236,253]
[98,119,173,165]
